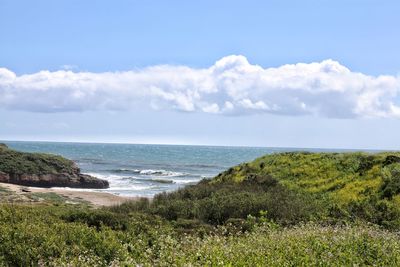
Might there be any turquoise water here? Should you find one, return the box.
[2,141,367,197]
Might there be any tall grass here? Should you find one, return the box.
[1,204,400,266]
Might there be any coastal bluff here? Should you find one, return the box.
[0,143,109,189]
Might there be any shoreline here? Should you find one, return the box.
[0,182,139,207]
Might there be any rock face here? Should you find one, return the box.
[0,171,109,189]
[0,144,109,189]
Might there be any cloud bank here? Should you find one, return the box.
[1,55,400,118]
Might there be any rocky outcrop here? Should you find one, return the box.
[0,144,109,189]
[0,171,109,189]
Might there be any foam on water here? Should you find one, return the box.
[79,171,204,196]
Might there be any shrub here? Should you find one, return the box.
[110,174,324,225]
[62,209,130,231]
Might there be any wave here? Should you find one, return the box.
[86,172,183,185]
[85,173,124,181]
[82,171,203,197]
[133,176,200,185]
[110,168,193,177]
[133,177,175,184]
[139,169,182,176]
[172,179,199,185]
[109,168,139,174]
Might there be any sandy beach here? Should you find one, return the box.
[0,182,137,206]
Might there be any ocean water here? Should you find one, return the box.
[2,141,365,197]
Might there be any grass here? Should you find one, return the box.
[214,152,400,198]
[0,187,9,193]
[28,192,69,203]
[0,187,12,203]
[0,204,400,266]
[0,144,77,175]
[208,152,400,228]
[151,224,400,266]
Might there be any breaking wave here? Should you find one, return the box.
[111,168,190,177]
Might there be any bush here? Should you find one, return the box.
[381,164,400,199]
[110,175,324,225]
[62,209,130,231]
[0,205,127,266]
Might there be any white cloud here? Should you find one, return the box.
[1,55,400,118]
[239,99,270,110]
[202,103,220,113]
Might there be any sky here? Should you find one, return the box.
[1,0,400,149]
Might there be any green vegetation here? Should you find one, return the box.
[1,204,400,266]
[0,186,9,193]
[112,176,322,226]
[0,187,10,201]
[2,151,400,266]
[0,143,77,175]
[28,192,72,204]
[117,152,400,229]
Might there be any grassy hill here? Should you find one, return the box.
[214,152,400,226]
[119,151,400,228]
[214,151,400,204]
[0,144,108,188]
[0,143,76,175]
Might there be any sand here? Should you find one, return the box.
[0,182,138,206]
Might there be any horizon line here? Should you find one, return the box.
[0,138,390,152]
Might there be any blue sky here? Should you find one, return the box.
[1,0,400,149]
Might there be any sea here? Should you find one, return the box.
[2,141,372,197]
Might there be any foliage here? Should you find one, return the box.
[0,144,76,175]
[210,151,400,228]
[144,223,400,267]
[62,209,130,231]
[115,177,323,226]
[0,204,400,266]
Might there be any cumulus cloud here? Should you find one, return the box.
[1,55,400,118]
